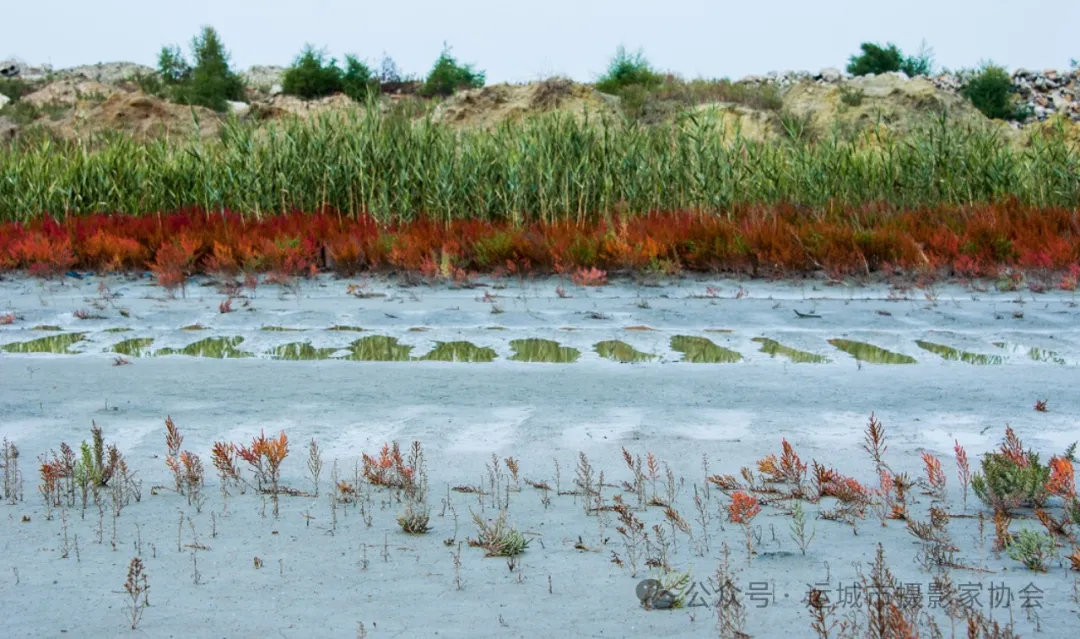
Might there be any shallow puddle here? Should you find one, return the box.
[419,341,497,362]
[155,337,253,359]
[670,335,742,363]
[992,342,1067,365]
[2,333,86,354]
[916,341,1003,365]
[509,339,581,363]
[111,338,155,357]
[752,338,829,364]
[595,340,656,363]
[342,336,414,361]
[268,342,340,361]
[828,339,916,364]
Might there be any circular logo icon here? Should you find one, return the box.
[636,578,662,602]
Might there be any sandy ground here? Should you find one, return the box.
[1,273,1079,637]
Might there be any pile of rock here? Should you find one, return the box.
[739,66,1080,125]
[1008,68,1079,122]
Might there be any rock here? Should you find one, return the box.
[226,101,250,117]
[818,67,842,82]
[54,62,155,84]
[0,93,9,110]
[269,84,283,96]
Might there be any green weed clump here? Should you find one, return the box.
[419,44,485,97]
[971,427,1051,511]
[1005,528,1055,571]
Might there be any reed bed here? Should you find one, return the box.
[1,104,1078,223]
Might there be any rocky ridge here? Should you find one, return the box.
[741,66,1080,124]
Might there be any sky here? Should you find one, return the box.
[6,0,1079,83]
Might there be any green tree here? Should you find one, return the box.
[900,41,936,77]
[282,46,343,99]
[595,45,663,94]
[846,42,904,76]
[158,26,245,112]
[962,62,1024,121]
[419,44,485,98]
[341,55,378,101]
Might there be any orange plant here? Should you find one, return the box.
[757,439,807,485]
[164,416,183,493]
[211,441,243,502]
[921,452,947,500]
[0,313,15,325]
[954,440,972,511]
[1047,456,1075,498]
[570,266,608,286]
[727,491,761,524]
[361,442,414,490]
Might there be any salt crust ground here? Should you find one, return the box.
[1,274,1079,637]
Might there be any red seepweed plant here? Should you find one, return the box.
[361,442,415,491]
[1047,456,1075,498]
[164,416,183,493]
[235,430,289,516]
[757,439,808,487]
[921,452,947,501]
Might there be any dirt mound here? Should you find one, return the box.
[22,80,123,108]
[431,78,618,128]
[780,73,983,139]
[1020,112,1080,146]
[247,93,357,121]
[46,92,221,141]
[685,103,782,142]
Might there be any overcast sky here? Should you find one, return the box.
[7,0,1079,82]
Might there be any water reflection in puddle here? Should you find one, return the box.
[509,339,581,363]
[595,340,656,363]
[916,341,1003,365]
[752,338,828,364]
[828,339,916,364]
[670,335,742,363]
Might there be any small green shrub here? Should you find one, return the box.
[0,77,38,102]
[900,41,936,77]
[847,42,905,76]
[419,44,485,98]
[1006,528,1054,571]
[470,509,528,556]
[847,41,935,78]
[971,435,1051,511]
[157,26,246,112]
[838,85,865,107]
[282,46,342,99]
[595,45,663,94]
[962,62,1025,121]
[281,47,378,102]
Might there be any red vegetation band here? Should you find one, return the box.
[1,202,1078,287]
